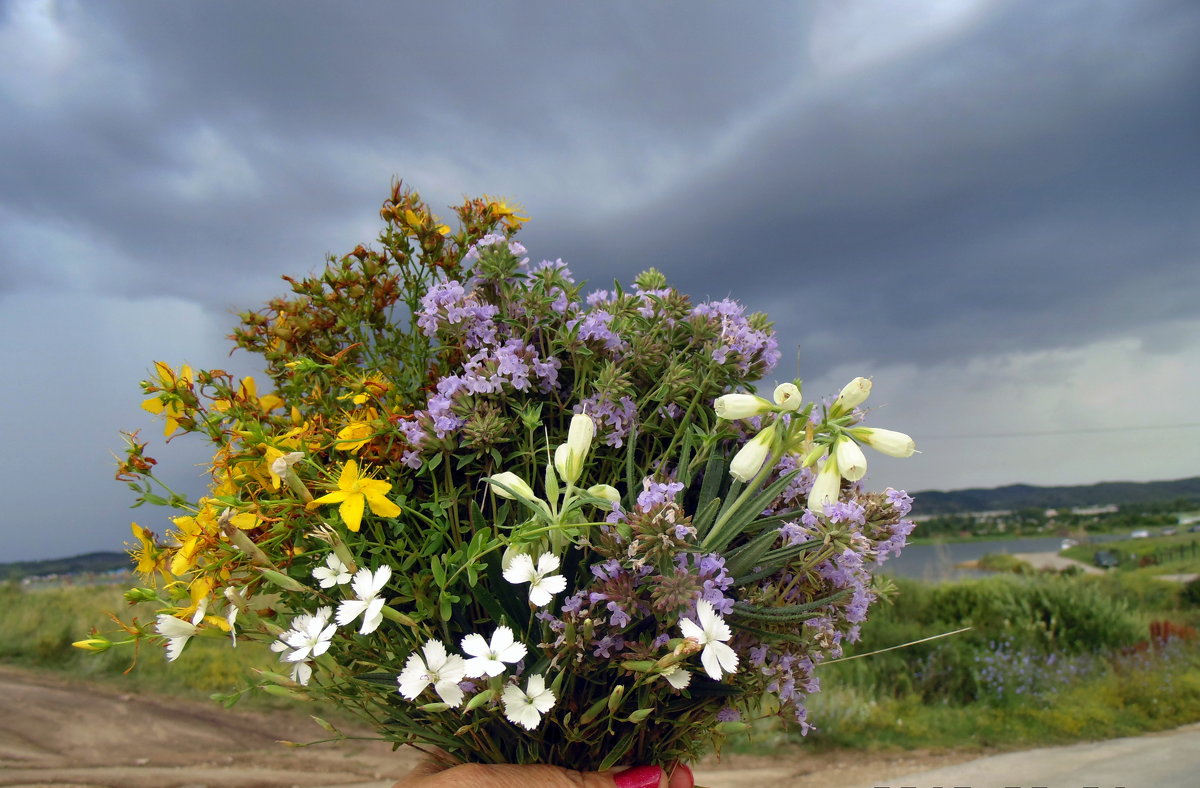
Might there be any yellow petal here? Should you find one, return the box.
[338,460,360,489]
[308,490,350,509]
[339,493,365,532]
[365,492,401,520]
[229,512,259,530]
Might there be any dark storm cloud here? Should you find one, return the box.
[4,0,1200,561]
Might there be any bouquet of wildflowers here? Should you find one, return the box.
[87,182,917,770]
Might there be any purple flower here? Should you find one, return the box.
[715,707,741,723]
[576,395,638,448]
[637,479,685,511]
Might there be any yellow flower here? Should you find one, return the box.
[141,362,194,436]
[128,522,167,578]
[484,196,530,229]
[306,460,400,533]
[213,376,284,415]
[169,502,220,576]
[335,420,375,454]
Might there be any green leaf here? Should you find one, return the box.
[728,588,852,623]
[598,733,635,771]
[692,496,723,538]
[722,527,780,578]
[430,555,446,588]
[624,424,639,506]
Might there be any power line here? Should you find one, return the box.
[921,422,1200,440]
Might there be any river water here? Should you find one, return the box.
[882,533,1128,581]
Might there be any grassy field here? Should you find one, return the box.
[1062,533,1200,576]
[4,572,1200,754]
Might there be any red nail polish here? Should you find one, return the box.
[614,764,662,788]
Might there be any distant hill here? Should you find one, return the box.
[0,551,129,582]
[912,476,1200,515]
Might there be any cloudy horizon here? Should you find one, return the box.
[3,0,1198,561]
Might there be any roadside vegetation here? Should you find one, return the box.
[793,572,1200,751]
[5,568,1200,754]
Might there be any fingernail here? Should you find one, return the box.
[614,764,663,788]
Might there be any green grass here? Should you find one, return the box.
[0,582,287,708]
[1062,534,1200,576]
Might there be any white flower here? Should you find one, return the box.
[461,626,527,678]
[224,586,247,647]
[272,606,336,664]
[807,456,841,511]
[397,639,468,707]
[487,471,537,501]
[501,673,556,730]
[713,393,773,420]
[729,422,777,483]
[312,553,352,588]
[336,565,391,634]
[502,552,567,607]
[772,383,802,412]
[291,662,313,685]
[679,600,738,680]
[832,377,872,412]
[586,484,622,504]
[851,426,917,458]
[834,436,868,482]
[155,598,208,662]
[661,665,692,689]
[554,413,595,484]
[269,450,305,479]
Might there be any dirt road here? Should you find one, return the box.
[0,665,1009,788]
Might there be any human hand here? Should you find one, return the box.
[392,758,694,788]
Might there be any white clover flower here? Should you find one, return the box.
[832,377,872,412]
[807,456,841,511]
[502,552,567,607]
[850,426,917,458]
[335,565,391,635]
[713,393,773,420]
[501,673,556,730]
[554,412,595,485]
[834,436,868,482]
[272,606,336,664]
[312,553,353,588]
[461,626,527,678]
[661,665,692,689]
[397,639,468,707]
[772,382,802,412]
[155,598,208,663]
[729,421,777,483]
[679,600,738,680]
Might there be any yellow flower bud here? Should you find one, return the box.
[729,422,777,483]
[851,427,916,458]
[807,456,841,511]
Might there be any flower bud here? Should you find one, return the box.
[807,457,841,511]
[772,382,802,412]
[487,472,536,501]
[834,437,867,482]
[729,422,777,483]
[72,637,112,652]
[586,484,621,504]
[851,427,916,458]
[554,413,595,484]
[833,377,872,412]
[713,393,774,420]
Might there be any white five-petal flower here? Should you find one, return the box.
[679,600,739,680]
[155,598,208,662]
[312,553,353,588]
[397,639,468,707]
[336,565,391,634]
[501,673,556,729]
[461,626,527,678]
[271,606,336,664]
[661,664,692,690]
[502,553,567,607]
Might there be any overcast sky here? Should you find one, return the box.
[3,0,1199,562]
